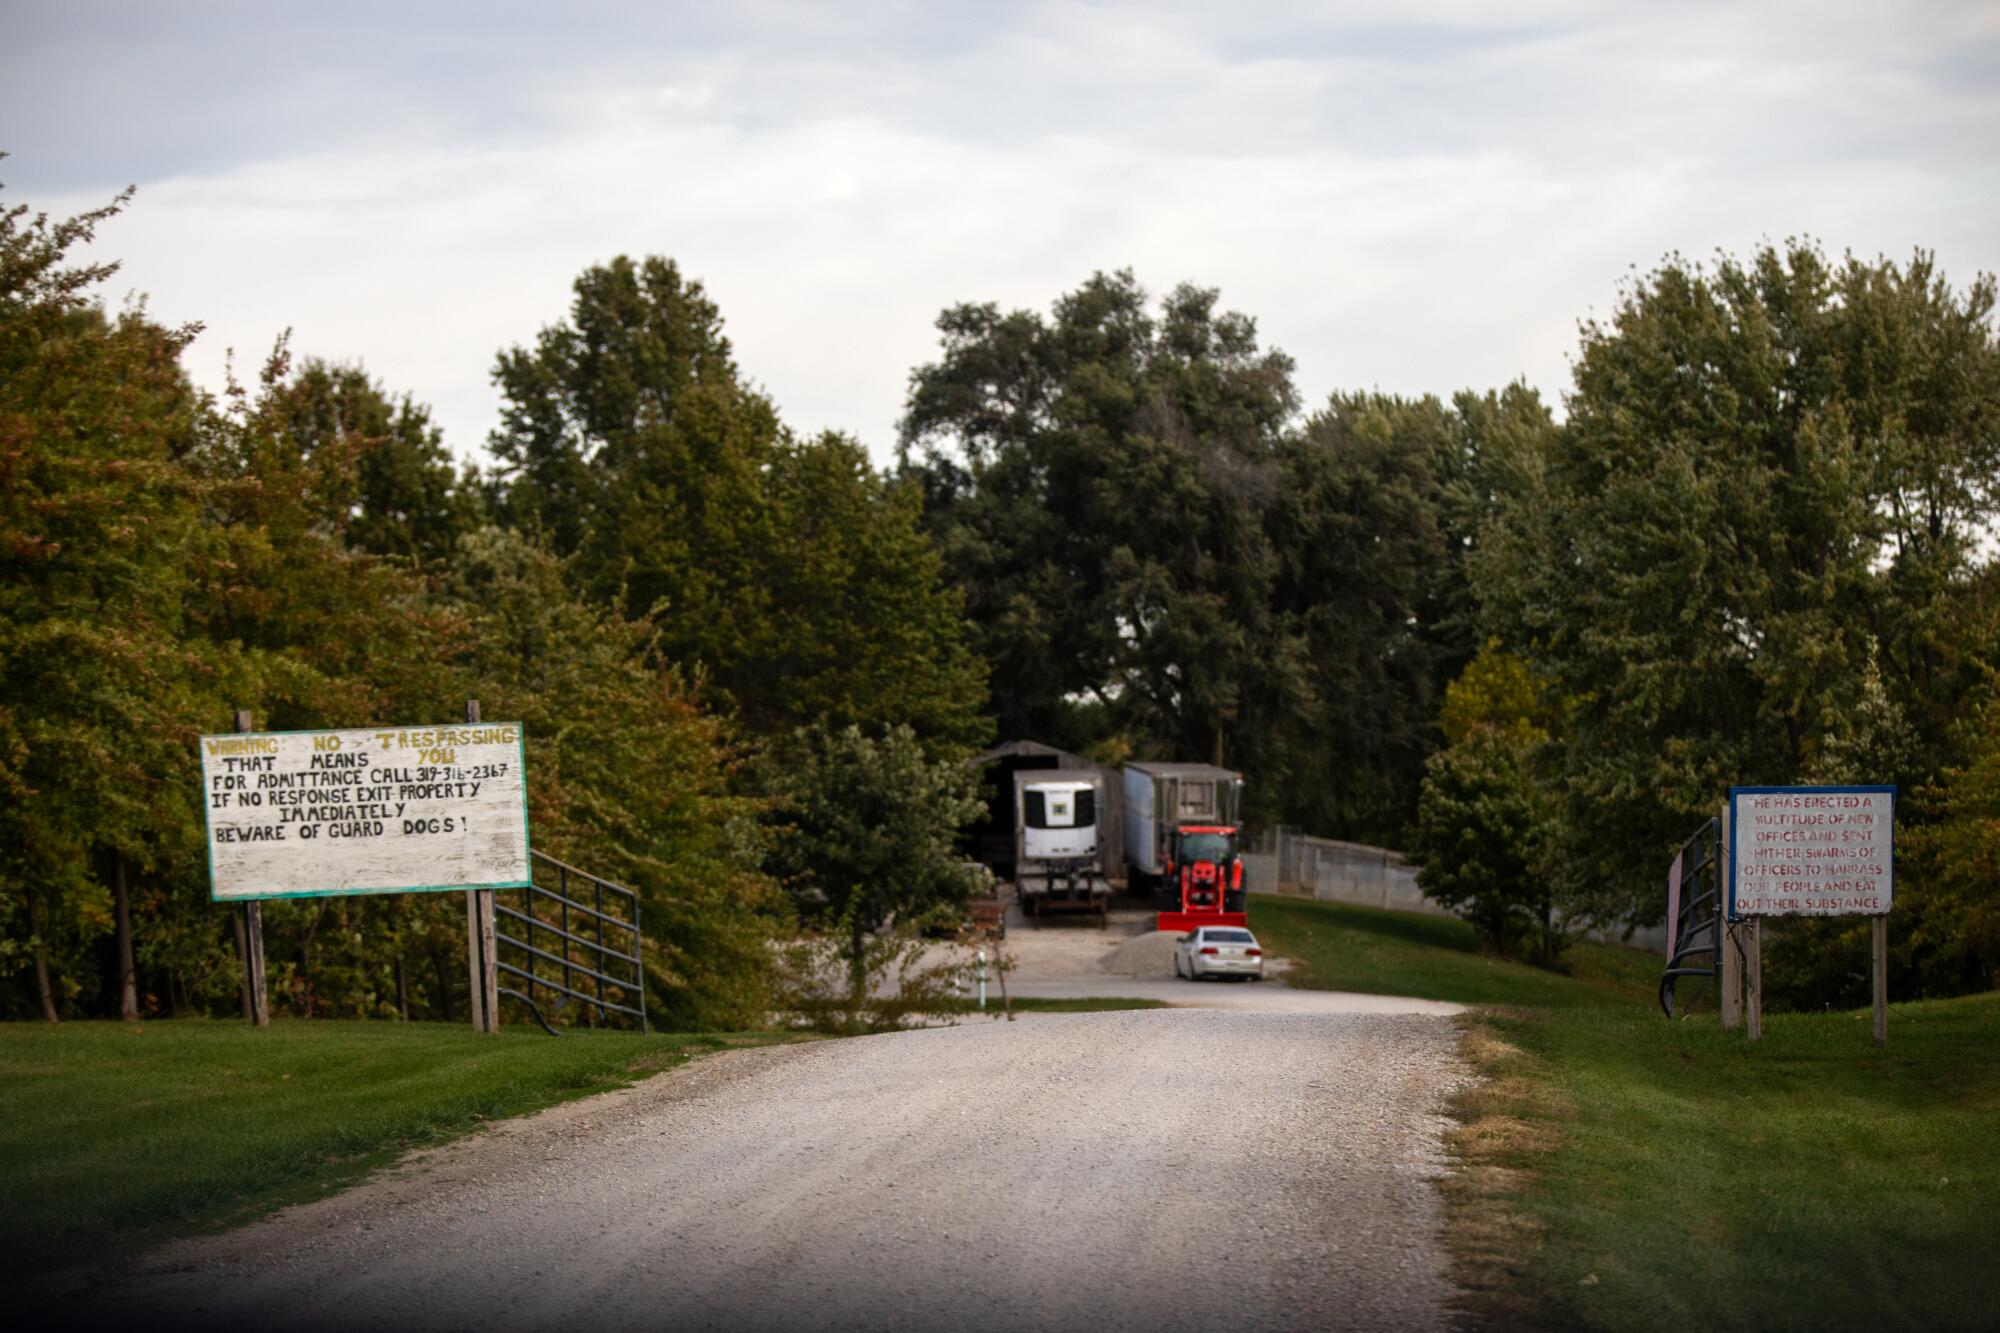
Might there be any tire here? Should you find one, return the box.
[1173,955,1183,979]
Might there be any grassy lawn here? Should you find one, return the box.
[1252,891,1998,1329]
[1453,995,2000,1331]
[0,1019,789,1283]
[1249,891,1665,1008]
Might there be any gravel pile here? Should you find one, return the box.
[1099,929,1185,978]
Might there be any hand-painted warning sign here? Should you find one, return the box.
[199,724,530,901]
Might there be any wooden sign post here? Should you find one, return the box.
[1727,785,1895,1046]
[1873,916,1889,1047]
[465,700,500,1034]
[234,710,270,1028]
[1745,918,1763,1042]
[1718,803,1742,1030]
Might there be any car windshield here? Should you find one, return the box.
[1203,929,1254,944]
[1179,833,1235,861]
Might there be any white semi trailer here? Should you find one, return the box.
[1013,770,1112,928]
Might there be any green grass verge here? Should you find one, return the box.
[1452,995,2000,1331]
[1249,891,1664,1008]
[0,1019,792,1282]
[1251,891,1996,1329]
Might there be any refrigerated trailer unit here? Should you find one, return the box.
[968,740,1125,883]
[1014,770,1112,927]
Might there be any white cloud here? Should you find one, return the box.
[12,0,1996,464]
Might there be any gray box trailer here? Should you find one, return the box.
[1123,762,1246,888]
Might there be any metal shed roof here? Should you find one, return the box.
[1125,761,1243,780]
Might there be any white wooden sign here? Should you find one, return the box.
[200,724,530,902]
[1728,785,1894,919]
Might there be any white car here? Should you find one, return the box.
[1172,926,1264,981]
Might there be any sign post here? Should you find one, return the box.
[1746,918,1763,1041]
[235,710,270,1028]
[464,893,486,1034]
[1727,785,1895,1045]
[1718,803,1742,1029]
[1873,916,1889,1047]
[461,699,501,1034]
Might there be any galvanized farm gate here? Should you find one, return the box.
[1658,817,1723,1018]
[468,850,648,1035]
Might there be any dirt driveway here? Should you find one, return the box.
[61,899,1469,1332]
[975,898,1462,1016]
[73,1012,1465,1332]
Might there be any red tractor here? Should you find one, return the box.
[1157,824,1247,933]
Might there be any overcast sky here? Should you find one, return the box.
[5,1,1997,465]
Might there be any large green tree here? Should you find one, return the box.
[1476,244,2000,928]
[901,271,1301,779]
[0,184,784,1027]
[182,341,484,1022]
[1902,663,2000,999]
[0,183,215,1022]
[1263,387,1554,840]
[267,356,483,565]
[489,256,987,751]
[760,722,985,1018]
[734,433,989,744]
[437,528,781,1031]
[0,192,463,1023]
[903,271,1518,840]
[1410,643,1567,961]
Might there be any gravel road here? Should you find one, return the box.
[975,904,1464,1015]
[70,1008,1466,1332]
[1008,976,1465,1013]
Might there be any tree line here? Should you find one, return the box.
[1,186,985,1029]
[897,253,2000,1006]
[4,172,1998,1023]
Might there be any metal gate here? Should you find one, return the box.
[494,850,648,1034]
[1659,818,1723,1018]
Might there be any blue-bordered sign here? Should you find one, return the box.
[199,724,531,902]
[1727,785,1894,921]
